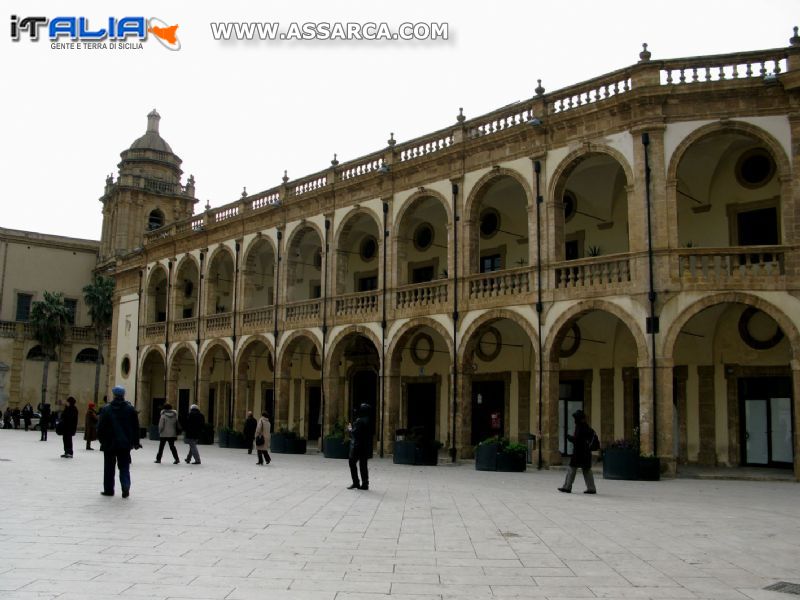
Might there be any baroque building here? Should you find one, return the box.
[105,34,800,479]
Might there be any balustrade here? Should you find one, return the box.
[554,256,631,289]
[335,291,379,317]
[678,247,785,283]
[466,268,531,300]
[396,282,448,310]
[285,299,321,323]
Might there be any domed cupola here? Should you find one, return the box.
[118,109,182,178]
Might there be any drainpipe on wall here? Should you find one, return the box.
[450,182,459,463]
[134,269,142,410]
[380,201,389,458]
[195,251,204,406]
[321,218,330,442]
[272,229,282,423]
[642,132,659,452]
[534,160,544,470]
[164,260,172,402]
[231,241,240,428]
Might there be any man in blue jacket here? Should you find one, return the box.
[97,386,141,498]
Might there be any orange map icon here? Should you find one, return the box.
[148,24,179,44]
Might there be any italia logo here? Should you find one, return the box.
[10,15,181,50]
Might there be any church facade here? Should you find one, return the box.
[95,35,800,478]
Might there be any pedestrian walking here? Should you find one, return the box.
[22,403,33,431]
[183,404,204,465]
[154,403,180,464]
[254,412,271,465]
[2,409,12,429]
[38,402,51,441]
[97,386,141,498]
[347,403,372,490]
[558,409,597,495]
[84,402,98,450]
[243,411,257,454]
[59,397,79,458]
[12,408,21,429]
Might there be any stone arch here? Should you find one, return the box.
[544,299,648,364]
[332,207,382,253]
[331,208,382,295]
[199,339,233,371]
[324,325,383,375]
[173,253,201,276]
[394,188,453,229]
[236,334,275,366]
[463,167,534,226]
[205,244,236,274]
[241,234,278,266]
[285,221,325,256]
[548,144,635,202]
[662,292,800,363]
[387,317,454,367]
[276,329,322,373]
[666,120,792,185]
[458,309,538,366]
[138,345,166,380]
[167,341,196,367]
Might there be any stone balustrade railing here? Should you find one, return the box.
[172,318,197,335]
[205,313,232,331]
[241,306,274,328]
[396,281,448,310]
[292,174,327,196]
[212,205,239,223]
[659,48,790,85]
[285,299,321,323]
[467,103,537,138]
[143,323,167,341]
[554,255,632,289]
[251,191,281,210]
[465,267,532,300]
[335,291,379,317]
[548,69,633,115]
[398,130,454,161]
[338,152,385,181]
[677,246,786,282]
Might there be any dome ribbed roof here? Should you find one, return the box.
[129,109,174,153]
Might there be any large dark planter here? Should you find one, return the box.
[148,424,160,441]
[199,425,215,445]
[475,443,500,471]
[496,451,526,472]
[393,440,439,465]
[324,437,350,459]
[638,456,661,481]
[270,433,289,453]
[602,448,639,480]
[217,429,230,447]
[287,438,307,454]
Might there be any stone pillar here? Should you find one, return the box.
[621,367,638,441]
[541,361,561,467]
[655,363,675,477]
[383,373,400,456]
[599,368,615,446]
[637,361,654,456]
[793,364,800,481]
[517,371,531,441]
[697,365,716,465]
[674,366,689,464]
[275,375,290,430]
[724,365,740,467]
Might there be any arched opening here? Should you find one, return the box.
[205,250,234,315]
[555,153,629,261]
[242,238,275,310]
[335,212,381,295]
[286,226,323,303]
[236,338,275,433]
[671,302,793,471]
[168,346,197,425]
[468,175,530,273]
[146,266,168,323]
[26,345,56,361]
[75,348,101,364]
[199,343,232,435]
[172,258,199,321]
[147,208,165,231]
[139,349,166,428]
[395,196,448,286]
[276,333,321,436]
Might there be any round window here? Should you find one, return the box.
[121,356,131,378]
[736,148,775,189]
[475,326,502,362]
[479,208,501,238]
[410,332,434,366]
[413,223,435,251]
[310,346,321,371]
[559,323,581,358]
[738,307,784,350]
[563,191,577,222]
[360,236,378,261]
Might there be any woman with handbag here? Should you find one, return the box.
[254,412,271,465]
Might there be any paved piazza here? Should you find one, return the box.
[0,430,798,600]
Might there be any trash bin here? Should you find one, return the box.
[526,433,536,464]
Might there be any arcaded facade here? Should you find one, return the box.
[106,35,800,479]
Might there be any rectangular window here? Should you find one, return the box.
[64,298,77,325]
[411,266,434,284]
[357,276,378,292]
[16,293,32,322]
[480,254,502,273]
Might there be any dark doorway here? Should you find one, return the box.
[558,380,584,455]
[406,382,436,441]
[471,380,505,445]
[178,389,190,424]
[739,376,793,468]
[737,207,778,246]
[262,387,274,433]
[208,387,216,429]
[308,385,321,441]
[226,386,233,428]
[351,369,378,438]
[150,397,165,426]
[411,265,435,284]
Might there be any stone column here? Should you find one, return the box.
[655,363,675,476]
[517,371,531,441]
[637,361,654,455]
[621,367,638,441]
[793,363,800,481]
[599,368,615,446]
[275,375,290,430]
[541,361,561,467]
[697,365,716,465]
[383,373,401,456]
[674,366,689,464]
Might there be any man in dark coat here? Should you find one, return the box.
[347,403,372,490]
[97,386,141,498]
[22,403,33,431]
[558,409,597,494]
[183,404,204,464]
[243,411,258,454]
[38,402,51,441]
[59,397,79,458]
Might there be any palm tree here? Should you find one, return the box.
[29,291,70,407]
[83,275,115,405]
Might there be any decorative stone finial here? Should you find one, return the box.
[188,174,195,185]
[791,26,800,47]
[535,79,545,96]
[456,107,465,123]
[146,108,160,133]
[639,43,651,62]
[204,199,211,211]
[387,132,396,147]
[282,170,289,184]
[331,153,339,166]
[241,186,247,198]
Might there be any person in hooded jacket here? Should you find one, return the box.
[155,403,180,464]
[183,404,204,464]
[84,402,98,450]
[97,386,141,498]
[60,397,79,458]
[558,409,597,494]
[254,412,272,465]
[347,403,372,490]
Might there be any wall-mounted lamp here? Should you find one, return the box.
[526,116,543,127]
[378,163,390,174]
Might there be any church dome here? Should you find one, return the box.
[129,109,174,153]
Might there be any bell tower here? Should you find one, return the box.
[98,109,197,262]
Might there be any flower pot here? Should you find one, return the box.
[602,447,639,480]
[393,439,417,465]
[148,424,160,441]
[288,438,307,454]
[324,437,350,459]
[475,442,499,471]
[270,433,290,453]
[217,429,230,448]
[638,456,661,481]
[496,451,526,472]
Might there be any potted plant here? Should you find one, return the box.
[271,425,307,454]
[602,438,639,480]
[393,427,442,466]
[496,442,527,472]
[324,420,350,459]
[475,437,527,472]
[638,453,661,481]
[475,436,501,471]
[217,426,231,447]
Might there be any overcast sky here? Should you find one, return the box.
[3,0,797,240]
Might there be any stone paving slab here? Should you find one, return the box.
[0,429,798,600]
